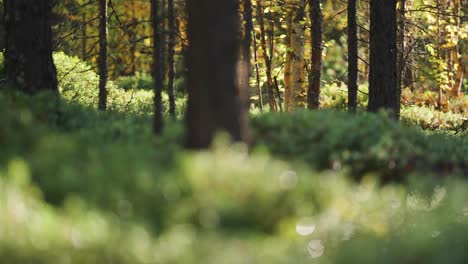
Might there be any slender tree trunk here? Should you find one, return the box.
[403,0,414,91]
[348,0,358,112]
[98,0,108,110]
[129,1,137,75]
[4,0,58,94]
[152,0,164,134]
[397,0,405,94]
[0,1,4,52]
[256,0,277,111]
[186,0,247,149]
[290,0,307,108]
[308,0,323,109]
[283,5,293,111]
[242,0,254,104]
[368,0,399,118]
[167,0,177,118]
[253,31,264,111]
[362,0,370,82]
[81,13,87,61]
[452,0,464,96]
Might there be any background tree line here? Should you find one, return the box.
[0,0,466,147]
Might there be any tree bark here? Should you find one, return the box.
[152,0,164,134]
[403,0,414,91]
[253,31,264,111]
[451,0,464,96]
[4,0,58,94]
[308,0,323,109]
[290,0,307,109]
[368,0,399,119]
[185,0,247,149]
[167,0,177,118]
[0,1,4,52]
[81,13,87,61]
[283,5,293,111]
[348,0,358,112]
[255,0,277,111]
[98,0,108,110]
[397,0,406,94]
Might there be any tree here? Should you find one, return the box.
[367,0,399,118]
[347,0,358,112]
[0,0,5,52]
[167,0,176,118]
[151,0,164,134]
[4,0,58,94]
[307,0,323,109]
[98,0,108,110]
[185,0,248,149]
[256,0,277,111]
[289,0,307,109]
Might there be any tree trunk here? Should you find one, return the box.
[0,1,4,52]
[397,0,405,94]
[255,0,277,111]
[185,0,247,149]
[308,0,323,109]
[4,0,58,94]
[368,0,399,119]
[129,1,137,75]
[403,0,414,91]
[283,5,293,111]
[290,0,307,109]
[348,0,358,112]
[152,0,164,134]
[451,0,464,96]
[81,13,87,61]
[253,31,264,111]
[98,0,108,110]
[241,0,253,108]
[167,0,177,118]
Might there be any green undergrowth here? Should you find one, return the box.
[1,52,468,263]
[252,110,467,181]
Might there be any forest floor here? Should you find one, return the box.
[0,53,467,263]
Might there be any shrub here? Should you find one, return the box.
[320,82,368,109]
[251,110,467,181]
[1,87,468,263]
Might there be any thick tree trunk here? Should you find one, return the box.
[368,0,399,119]
[256,0,277,111]
[290,0,307,109]
[348,0,358,112]
[167,0,177,118]
[98,0,108,110]
[152,0,164,134]
[308,0,323,109]
[185,0,247,149]
[4,0,58,94]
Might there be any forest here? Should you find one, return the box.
[0,0,467,263]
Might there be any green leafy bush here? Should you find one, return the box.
[1,53,468,264]
[402,106,466,133]
[251,110,467,180]
[320,82,368,109]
